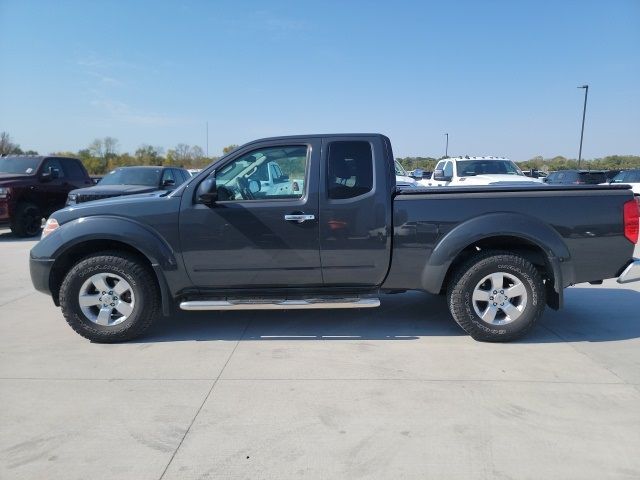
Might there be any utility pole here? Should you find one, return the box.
[577,85,589,168]
[206,121,209,157]
[444,133,449,158]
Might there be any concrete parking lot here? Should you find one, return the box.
[1,228,639,480]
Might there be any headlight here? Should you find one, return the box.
[0,187,11,199]
[41,218,60,239]
[66,193,77,205]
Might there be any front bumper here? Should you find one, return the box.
[29,254,55,295]
[617,258,640,284]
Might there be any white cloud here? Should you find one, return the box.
[90,99,181,126]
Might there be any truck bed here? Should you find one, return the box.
[385,183,636,296]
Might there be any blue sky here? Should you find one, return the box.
[0,0,638,160]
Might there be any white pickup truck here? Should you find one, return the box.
[603,169,640,195]
[419,156,541,187]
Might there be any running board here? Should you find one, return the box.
[179,297,380,311]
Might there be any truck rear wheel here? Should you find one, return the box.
[11,203,42,237]
[59,251,160,342]
[447,251,546,342]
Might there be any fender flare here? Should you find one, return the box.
[421,212,574,302]
[37,216,177,315]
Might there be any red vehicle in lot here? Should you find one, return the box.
[0,155,92,237]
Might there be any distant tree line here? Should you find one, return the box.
[0,132,239,175]
[2,132,639,175]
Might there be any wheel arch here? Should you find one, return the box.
[422,213,574,309]
[43,216,176,315]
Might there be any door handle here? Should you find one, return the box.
[284,214,315,223]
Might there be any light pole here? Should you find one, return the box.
[444,133,449,158]
[577,85,589,168]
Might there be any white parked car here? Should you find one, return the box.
[419,156,542,187]
[602,169,640,195]
[394,160,418,188]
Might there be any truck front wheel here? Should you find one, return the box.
[447,251,546,342]
[59,251,160,342]
[11,203,42,237]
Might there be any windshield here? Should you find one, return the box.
[0,156,41,175]
[457,160,524,176]
[98,168,161,186]
[612,171,640,183]
[394,160,408,176]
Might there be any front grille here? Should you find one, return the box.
[76,193,119,203]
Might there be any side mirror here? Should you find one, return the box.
[248,179,261,194]
[40,166,59,182]
[412,168,424,179]
[197,175,217,207]
[162,178,176,188]
[433,169,452,182]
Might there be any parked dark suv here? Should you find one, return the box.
[66,166,191,205]
[544,170,609,185]
[0,155,92,236]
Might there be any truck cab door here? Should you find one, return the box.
[179,139,322,289]
[430,160,453,186]
[319,135,393,287]
[38,158,70,215]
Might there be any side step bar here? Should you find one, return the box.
[179,297,380,311]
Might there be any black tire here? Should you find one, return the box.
[10,203,42,237]
[59,251,160,342]
[447,251,546,342]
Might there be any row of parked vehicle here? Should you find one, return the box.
[0,155,194,236]
[399,156,639,194]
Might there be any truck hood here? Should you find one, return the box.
[70,184,160,196]
[0,173,33,185]
[460,175,542,185]
[396,175,418,187]
[53,191,169,224]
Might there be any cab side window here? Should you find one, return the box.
[327,141,373,200]
[443,161,453,178]
[215,145,308,201]
[41,158,65,178]
[161,169,175,187]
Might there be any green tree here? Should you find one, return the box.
[223,144,238,154]
[0,132,23,155]
[135,145,163,166]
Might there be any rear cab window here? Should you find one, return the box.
[62,159,87,180]
[327,141,374,199]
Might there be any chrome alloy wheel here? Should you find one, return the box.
[78,273,135,326]
[472,272,528,325]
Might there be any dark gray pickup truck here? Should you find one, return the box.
[29,134,640,343]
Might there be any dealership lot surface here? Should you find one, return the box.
[1,228,639,480]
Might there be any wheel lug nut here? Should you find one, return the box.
[111,303,115,306]
[490,296,494,300]
[102,291,106,295]
[500,290,504,294]
[493,291,497,294]
[493,302,497,306]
